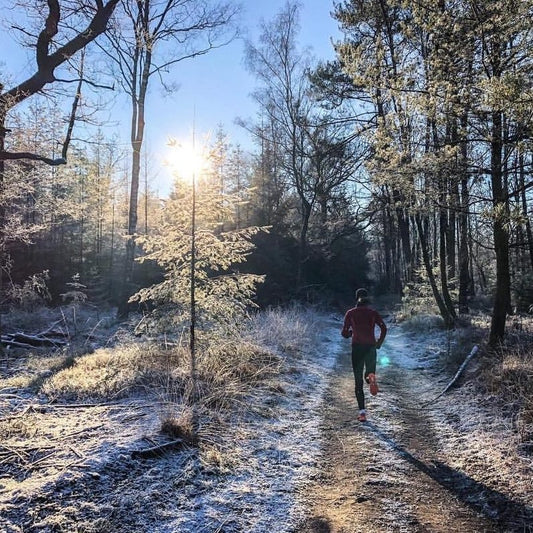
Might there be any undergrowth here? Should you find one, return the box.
[481,326,533,445]
[35,305,320,443]
[395,302,533,446]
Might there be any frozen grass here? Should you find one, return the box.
[2,306,59,334]
[245,304,321,356]
[398,313,445,333]
[481,336,533,444]
[35,307,318,443]
[41,337,282,409]
[1,305,337,533]
[40,343,159,401]
[0,351,76,391]
[404,309,533,446]
[2,303,116,337]
[392,304,533,447]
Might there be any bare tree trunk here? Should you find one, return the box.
[117,43,150,318]
[447,178,457,280]
[394,192,411,285]
[0,119,5,355]
[297,198,312,288]
[416,213,455,329]
[489,110,510,346]
[457,114,470,313]
[439,204,457,321]
[519,153,533,271]
[383,201,393,290]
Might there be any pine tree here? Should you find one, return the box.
[130,176,264,336]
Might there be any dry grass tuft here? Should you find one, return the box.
[398,312,445,332]
[478,323,533,445]
[493,343,533,443]
[160,408,198,445]
[246,304,320,356]
[30,306,317,449]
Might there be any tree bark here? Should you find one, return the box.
[439,202,457,321]
[457,114,470,314]
[415,213,455,329]
[117,34,151,318]
[489,110,511,346]
[519,153,533,271]
[297,198,312,288]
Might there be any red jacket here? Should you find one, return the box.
[342,304,387,346]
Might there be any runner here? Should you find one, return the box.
[342,288,387,422]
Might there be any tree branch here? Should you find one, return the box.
[1,0,120,110]
[54,77,114,91]
[36,0,60,69]
[0,151,66,166]
[61,50,84,161]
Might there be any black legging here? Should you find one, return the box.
[351,343,377,410]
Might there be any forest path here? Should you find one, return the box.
[294,322,501,533]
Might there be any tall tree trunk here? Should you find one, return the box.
[0,117,5,355]
[416,213,455,328]
[117,46,150,318]
[457,114,470,313]
[297,198,312,288]
[383,201,393,290]
[489,110,510,346]
[519,153,533,271]
[447,178,457,280]
[439,201,457,321]
[393,190,411,286]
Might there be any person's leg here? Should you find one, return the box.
[364,346,379,395]
[363,346,377,380]
[351,344,365,410]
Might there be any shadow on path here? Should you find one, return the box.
[364,421,533,531]
[296,516,332,533]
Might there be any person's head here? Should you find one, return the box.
[356,287,369,304]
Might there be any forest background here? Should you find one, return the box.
[1,4,533,530]
[0,0,532,348]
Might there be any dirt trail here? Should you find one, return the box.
[294,325,526,533]
[2,314,531,532]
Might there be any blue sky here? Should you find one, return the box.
[0,1,342,194]
[157,1,341,140]
[145,1,342,190]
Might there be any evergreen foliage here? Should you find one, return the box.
[130,178,265,334]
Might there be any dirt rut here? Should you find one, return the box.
[293,330,501,533]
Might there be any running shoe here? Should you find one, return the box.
[368,373,379,396]
[357,413,367,422]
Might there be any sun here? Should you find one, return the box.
[165,138,207,183]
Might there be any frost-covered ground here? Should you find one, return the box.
[2,311,532,532]
[0,315,342,532]
[151,318,341,533]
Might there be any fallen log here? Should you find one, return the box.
[0,339,36,349]
[423,345,479,406]
[1,332,67,348]
[131,439,184,459]
[10,332,67,346]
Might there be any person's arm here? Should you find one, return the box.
[375,312,387,348]
[341,311,352,338]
